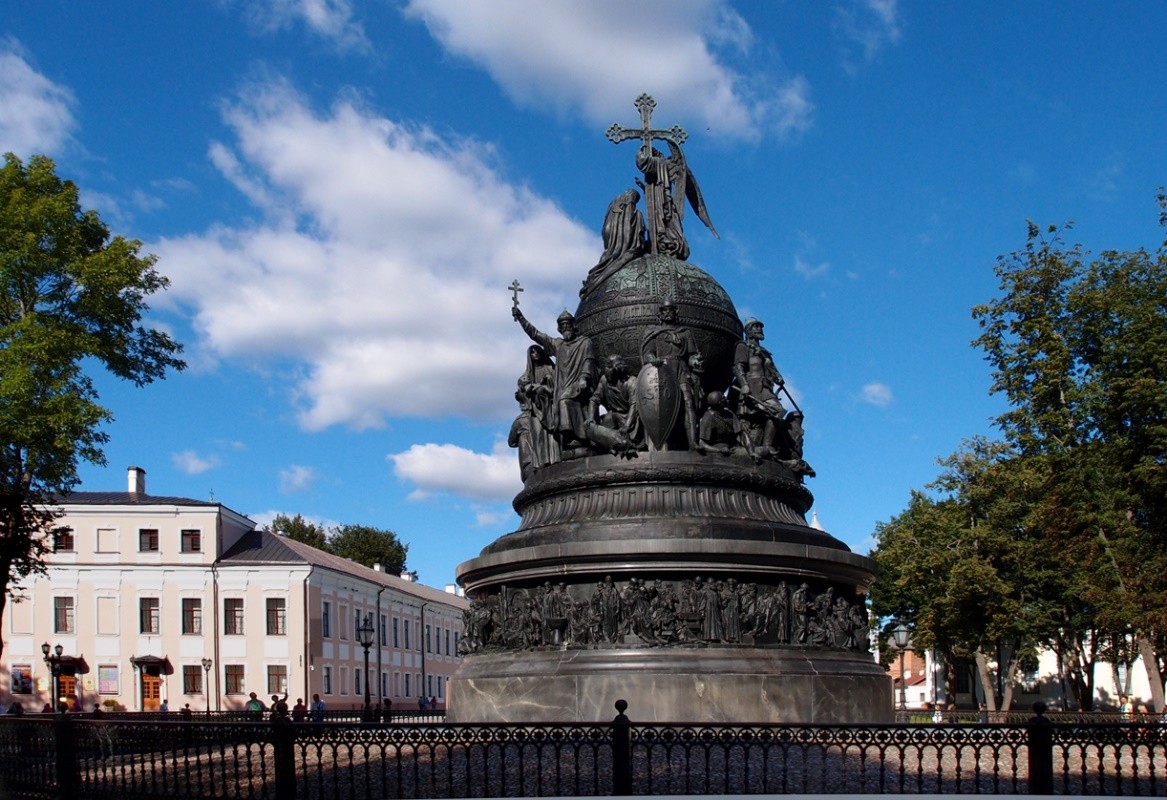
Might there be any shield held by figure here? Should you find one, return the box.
[636,361,681,450]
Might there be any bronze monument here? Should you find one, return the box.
[449,95,891,723]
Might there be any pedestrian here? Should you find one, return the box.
[6,701,22,716]
[292,698,307,722]
[310,693,325,723]
[382,697,393,723]
[270,691,289,720]
[418,695,426,712]
[159,699,170,715]
[180,703,193,721]
[245,692,266,720]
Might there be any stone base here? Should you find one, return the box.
[447,646,893,724]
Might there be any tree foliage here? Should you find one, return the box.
[269,512,327,550]
[873,196,1167,710]
[972,210,1167,709]
[328,524,408,573]
[0,153,184,661]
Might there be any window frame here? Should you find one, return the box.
[266,597,287,636]
[180,529,202,553]
[138,528,160,552]
[182,598,203,635]
[52,529,75,553]
[223,598,245,635]
[224,665,245,695]
[53,596,75,634]
[139,597,160,635]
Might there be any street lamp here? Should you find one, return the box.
[41,642,63,713]
[356,612,375,718]
[201,658,213,716]
[891,623,911,715]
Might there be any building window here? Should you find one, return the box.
[97,665,118,695]
[224,598,244,635]
[54,596,75,634]
[266,598,287,636]
[180,529,201,553]
[404,620,410,650]
[139,529,159,552]
[53,529,74,552]
[438,678,444,699]
[183,665,203,694]
[379,614,387,646]
[354,668,362,697]
[323,666,333,695]
[445,629,451,656]
[381,672,387,697]
[393,617,399,648]
[405,673,411,697]
[454,633,460,655]
[426,624,432,653]
[428,674,433,697]
[10,665,32,694]
[322,601,331,638]
[182,598,203,635]
[139,597,160,634]
[225,665,245,695]
[267,665,288,695]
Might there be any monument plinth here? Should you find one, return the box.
[449,95,892,723]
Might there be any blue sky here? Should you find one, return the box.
[3,1,1165,588]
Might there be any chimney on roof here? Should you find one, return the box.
[128,466,146,496]
[373,563,382,572]
[400,570,417,582]
[445,583,464,597]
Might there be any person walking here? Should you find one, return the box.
[310,693,325,723]
[292,698,307,722]
[245,692,266,720]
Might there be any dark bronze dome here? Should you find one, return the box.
[574,254,742,391]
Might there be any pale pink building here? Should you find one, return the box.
[1,467,466,713]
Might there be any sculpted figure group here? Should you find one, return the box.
[459,577,871,655]
[510,300,814,481]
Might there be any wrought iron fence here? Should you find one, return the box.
[1,703,1164,798]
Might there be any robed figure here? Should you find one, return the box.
[580,188,647,297]
[513,307,597,452]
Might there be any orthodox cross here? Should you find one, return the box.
[509,279,524,308]
[605,94,687,255]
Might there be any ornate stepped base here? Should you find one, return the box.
[447,647,892,723]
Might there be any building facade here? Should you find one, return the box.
[1,467,466,713]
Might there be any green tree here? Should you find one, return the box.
[329,524,408,573]
[0,153,184,661]
[973,208,1167,709]
[871,439,1060,710]
[270,512,328,550]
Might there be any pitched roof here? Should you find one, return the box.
[220,529,467,608]
[59,491,219,507]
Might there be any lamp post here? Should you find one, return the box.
[201,658,213,717]
[356,612,375,718]
[41,642,63,713]
[891,623,911,716]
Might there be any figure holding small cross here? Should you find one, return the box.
[509,279,524,308]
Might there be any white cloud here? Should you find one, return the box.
[234,0,370,52]
[834,0,902,70]
[389,440,521,503]
[154,78,597,429]
[860,382,893,408]
[0,41,76,157]
[402,0,812,141]
[794,255,830,279]
[172,450,220,475]
[279,464,318,493]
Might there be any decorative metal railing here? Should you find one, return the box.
[1,703,1164,798]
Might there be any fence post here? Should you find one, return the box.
[611,699,631,796]
[1027,701,1053,795]
[53,714,78,800]
[272,716,297,800]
